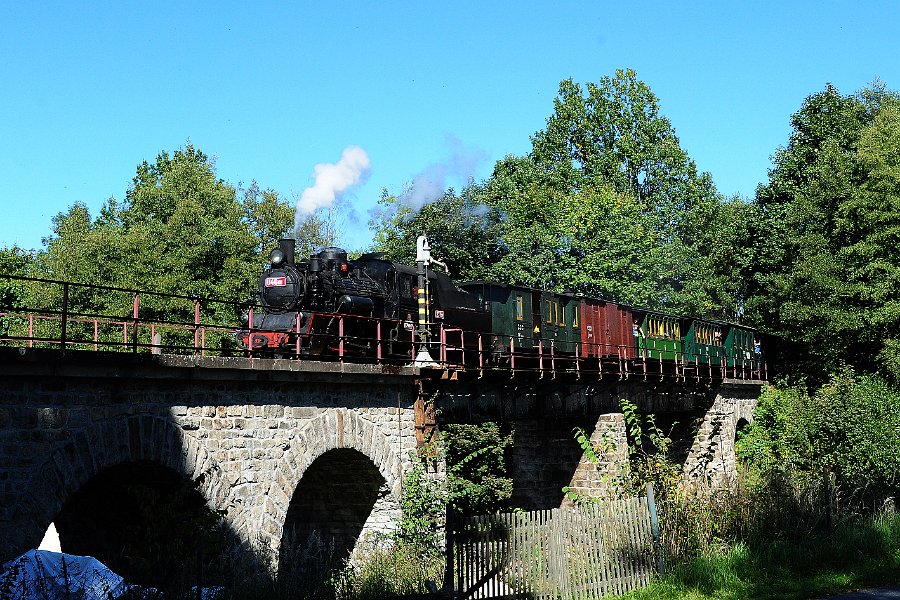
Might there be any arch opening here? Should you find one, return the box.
[55,461,226,592]
[279,448,395,581]
[735,417,752,444]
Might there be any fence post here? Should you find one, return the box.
[646,483,665,575]
[443,504,455,595]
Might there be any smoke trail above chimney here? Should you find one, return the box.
[295,145,371,229]
[402,136,487,210]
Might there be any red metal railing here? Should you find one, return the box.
[0,274,767,381]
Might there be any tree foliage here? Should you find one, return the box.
[371,70,750,317]
[30,145,294,323]
[738,375,900,507]
[750,83,900,377]
[442,422,514,515]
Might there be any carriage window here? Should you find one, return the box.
[558,302,566,326]
[572,305,580,328]
[545,300,563,325]
[515,295,524,321]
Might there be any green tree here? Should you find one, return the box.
[34,145,294,325]
[442,422,514,515]
[527,70,730,312]
[738,375,900,507]
[370,186,503,280]
[0,245,36,337]
[371,71,747,317]
[750,83,900,376]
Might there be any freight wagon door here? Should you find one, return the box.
[581,301,604,357]
[606,303,634,359]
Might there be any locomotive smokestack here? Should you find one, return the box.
[279,238,296,265]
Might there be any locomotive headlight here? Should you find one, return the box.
[269,248,285,266]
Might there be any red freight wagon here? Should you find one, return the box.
[580,299,635,360]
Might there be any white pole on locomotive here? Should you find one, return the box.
[413,234,439,368]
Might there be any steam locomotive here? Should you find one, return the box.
[239,238,486,360]
[239,238,764,376]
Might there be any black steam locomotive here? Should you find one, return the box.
[239,238,486,359]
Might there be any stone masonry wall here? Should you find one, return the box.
[511,413,627,509]
[683,383,761,490]
[0,352,420,567]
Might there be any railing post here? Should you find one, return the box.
[295,311,302,358]
[28,315,33,348]
[376,320,382,364]
[60,282,69,351]
[132,293,140,352]
[478,333,483,374]
[247,306,254,358]
[194,299,201,355]
[338,315,344,362]
[538,340,543,376]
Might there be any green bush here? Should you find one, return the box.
[738,375,900,511]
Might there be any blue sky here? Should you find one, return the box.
[2,1,898,252]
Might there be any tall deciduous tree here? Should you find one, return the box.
[372,70,749,317]
[751,83,900,377]
[36,145,294,322]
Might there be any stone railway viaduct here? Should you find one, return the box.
[0,347,761,575]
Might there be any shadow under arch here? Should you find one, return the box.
[55,460,225,590]
[278,448,395,581]
[9,415,268,592]
[12,414,229,558]
[735,416,753,449]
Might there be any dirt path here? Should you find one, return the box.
[820,587,900,599]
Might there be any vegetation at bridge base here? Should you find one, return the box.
[562,387,900,600]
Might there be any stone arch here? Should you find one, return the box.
[10,414,225,560]
[279,448,393,577]
[260,407,408,562]
[684,387,760,491]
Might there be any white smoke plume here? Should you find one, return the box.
[295,145,371,228]
[403,136,488,210]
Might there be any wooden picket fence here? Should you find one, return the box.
[453,494,659,599]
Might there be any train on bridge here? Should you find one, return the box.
[238,238,764,380]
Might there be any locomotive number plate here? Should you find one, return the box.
[265,277,287,287]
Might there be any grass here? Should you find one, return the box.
[622,513,900,600]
